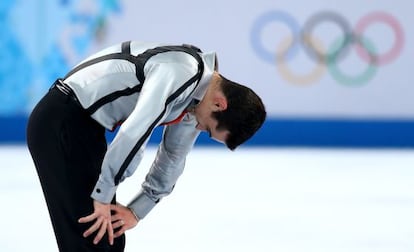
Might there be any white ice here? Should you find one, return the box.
[1,145,414,252]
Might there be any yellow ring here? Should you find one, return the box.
[276,36,326,85]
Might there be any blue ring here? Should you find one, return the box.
[250,10,301,63]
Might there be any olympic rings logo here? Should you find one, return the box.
[250,10,405,86]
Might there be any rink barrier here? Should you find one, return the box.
[2,116,414,147]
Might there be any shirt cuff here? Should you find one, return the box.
[91,180,118,204]
[127,190,158,219]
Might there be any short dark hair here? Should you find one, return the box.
[212,74,266,150]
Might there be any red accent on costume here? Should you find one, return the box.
[161,110,187,126]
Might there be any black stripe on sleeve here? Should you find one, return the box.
[113,70,203,185]
[64,41,134,80]
[63,53,137,80]
[86,84,143,114]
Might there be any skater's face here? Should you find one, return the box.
[191,80,229,144]
[193,108,229,144]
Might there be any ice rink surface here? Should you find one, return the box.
[1,145,414,252]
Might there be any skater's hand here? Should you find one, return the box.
[110,203,139,238]
[78,200,114,245]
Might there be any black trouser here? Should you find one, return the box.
[26,84,125,252]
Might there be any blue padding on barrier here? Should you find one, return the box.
[3,116,414,147]
[0,116,29,143]
[245,119,414,147]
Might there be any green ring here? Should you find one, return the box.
[328,36,378,86]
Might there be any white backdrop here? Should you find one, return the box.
[5,0,409,144]
[83,0,414,120]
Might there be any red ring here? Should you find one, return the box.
[355,11,404,65]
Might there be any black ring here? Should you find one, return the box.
[301,11,353,63]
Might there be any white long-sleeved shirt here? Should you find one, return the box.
[63,41,216,219]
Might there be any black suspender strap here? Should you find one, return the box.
[64,41,204,88]
[118,40,204,85]
[62,41,205,117]
[121,41,131,54]
[134,44,204,84]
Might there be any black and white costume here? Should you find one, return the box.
[27,41,216,251]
